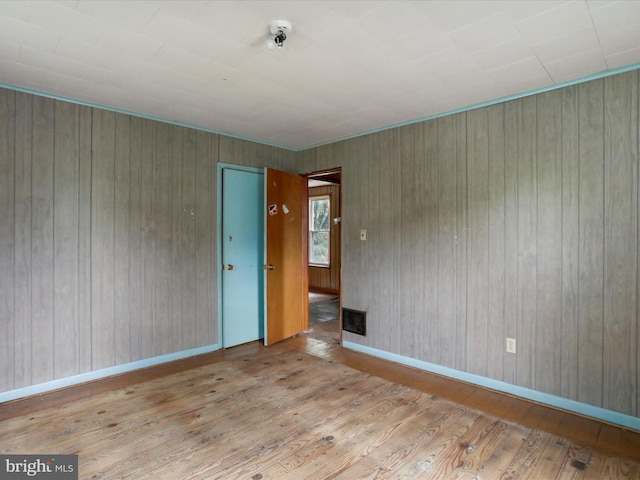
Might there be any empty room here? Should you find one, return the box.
[2,1,640,478]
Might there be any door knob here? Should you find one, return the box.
[263,264,275,270]
[223,264,234,270]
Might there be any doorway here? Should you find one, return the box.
[305,168,342,345]
[218,164,309,348]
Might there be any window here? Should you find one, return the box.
[309,195,330,265]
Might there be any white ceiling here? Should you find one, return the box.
[1,1,640,150]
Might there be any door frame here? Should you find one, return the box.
[216,162,264,346]
[304,167,343,343]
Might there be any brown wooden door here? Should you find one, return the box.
[264,168,308,345]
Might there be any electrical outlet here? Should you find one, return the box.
[506,337,516,354]
[360,229,366,241]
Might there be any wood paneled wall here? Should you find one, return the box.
[308,184,341,293]
[299,70,640,417]
[0,88,294,394]
[3,70,639,419]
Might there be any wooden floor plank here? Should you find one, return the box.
[329,405,489,479]
[261,389,446,480]
[1,338,639,480]
[86,355,379,479]
[198,382,437,479]
[141,382,391,479]
[463,420,531,479]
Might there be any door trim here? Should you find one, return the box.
[216,163,264,347]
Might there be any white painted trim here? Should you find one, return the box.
[0,344,220,404]
[343,341,640,432]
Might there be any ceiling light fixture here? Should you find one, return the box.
[268,20,292,50]
[274,29,286,47]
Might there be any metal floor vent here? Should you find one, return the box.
[342,308,366,336]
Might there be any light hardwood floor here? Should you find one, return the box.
[1,336,639,479]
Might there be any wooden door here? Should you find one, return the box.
[264,168,308,345]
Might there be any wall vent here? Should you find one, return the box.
[342,308,366,336]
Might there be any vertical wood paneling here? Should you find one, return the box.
[560,86,580,401]
[577,79,605,407]
[77,105,92,373]
[416,121,430,358]
[637,72,640,419]
[31,96,55,384]
[296,148,317,173]
[375,130,395,351]
[353,137,370,312]
[208,134,220,344]
[128,116,142,361]
[391,129,403,353]
[315,142,337,174]
[91,109,116,370]
[154,122,172,355]
[3,86,301,399]
[13,92,32,388]
[536,90,563,396]
[466,108,490,377]
[603,71,638,415]
[54,101,80,379]
[195,131,213,345]
[209,134,219,345]
[0,89,15,391]
[503,101,518,384]
[366,134,381,349]
[422,120,439,360]
[208,135,220,344]
[114,114,131,365]
[336,146,354,334]
[140,119,155,360]
[400,125,419,355]
[414,120,442,359]
[436,115,456,368]
[487,104,506,381]
[218,136,295,172]
[516,96,538,389]
[339,141,356,335]
[454,113,468,371]
[171,127,185,351]
[181,128,197,349]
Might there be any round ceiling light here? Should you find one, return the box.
[267,20,292,50]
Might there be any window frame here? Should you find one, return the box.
[308,194,331,267]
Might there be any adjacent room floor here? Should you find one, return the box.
[305,291,340,345]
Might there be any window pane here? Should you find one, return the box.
[310,232,329,264]
[311,198,330,231]
[309,196,330,265]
